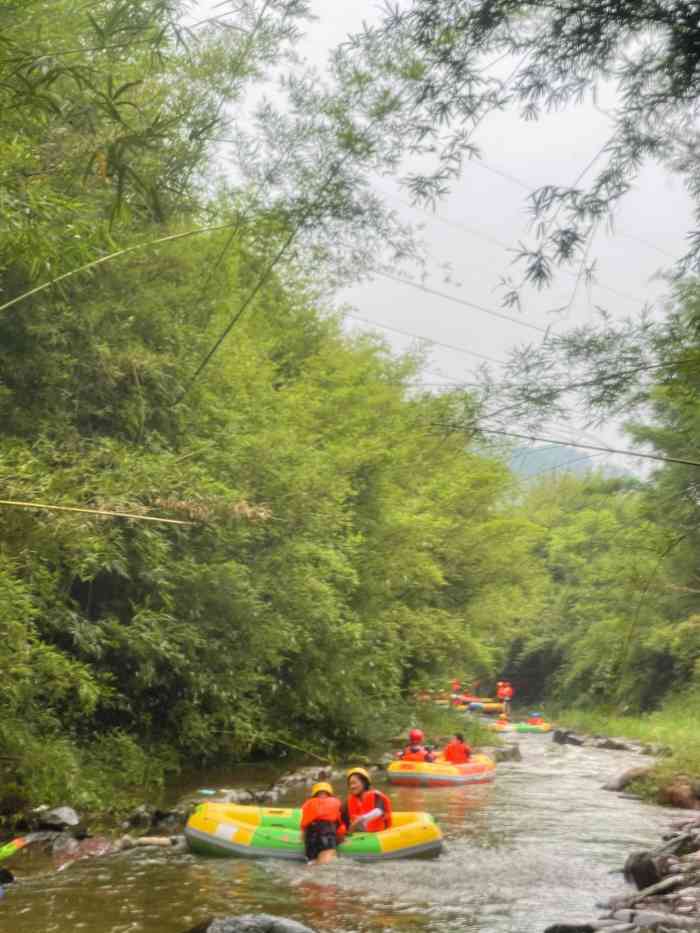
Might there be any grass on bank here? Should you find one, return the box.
[551,692,700,802]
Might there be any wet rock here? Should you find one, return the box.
[603,766,652,792]
[183,914,316,933]
[52,835,118,869]
[594,738,630,751]
[624,851,663,890]
[152,809,186,834]
[658,777,700,810]
[37,806,81,830]
[0,869,14,885]
[552,730,585,746]
[480,744,521,762]
[543,925,596,932]
[640,743,672,757]
[128,803,156,828]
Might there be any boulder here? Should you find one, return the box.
[552,730,585,746]
[594,738,630,751]
[37,806,81,830]
[658,778,700,810]
[183,915,316,933]
[602,766,652,792]
[127,804,156,829]
[479,744,522,762]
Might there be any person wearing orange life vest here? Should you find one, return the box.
[397,728,435,762]
[450,679,461,694]
[300,782,346,865]
[502,681,514,714]
[342,768,393,833]
[442,733,471,764]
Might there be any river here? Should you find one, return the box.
[1,735,683,933]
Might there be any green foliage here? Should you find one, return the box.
[0,2,546,812]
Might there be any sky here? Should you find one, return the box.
[194,0,695,473]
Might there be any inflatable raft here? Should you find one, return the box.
[185,802,443,861]
[386,753,496,787]
[515,722,552,733]
[468,701,504,714]
[488,720,515,732]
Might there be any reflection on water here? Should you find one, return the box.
[1,737,684,933]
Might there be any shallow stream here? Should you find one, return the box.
[1,735,683,933]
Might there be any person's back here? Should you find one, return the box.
[443,734,471,764]
[400,744,434,762]
[301,783,345,865]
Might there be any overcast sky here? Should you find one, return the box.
[195,1,695,471]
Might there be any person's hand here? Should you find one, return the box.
[348,819,362,833]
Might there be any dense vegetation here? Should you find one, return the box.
[0,0,546,814]
[2,0,700,818]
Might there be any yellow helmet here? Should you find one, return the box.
[346,767,371,784]
[311,782,333,797]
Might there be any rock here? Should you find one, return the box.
[38,806,81,830]
[594,738,630,751]
[552,730,585,746]
[480,743,521,762]
[603,766,652,792]
[182,915,316,933]
[623,851,663,890]
[658,778,700,810]
[0,869,14,885]
[543,925,596,932]
[127,804,156,828]
[152,809,185,834]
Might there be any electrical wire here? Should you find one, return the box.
[476,429,700,469]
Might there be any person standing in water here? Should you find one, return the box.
[300,782,346,865]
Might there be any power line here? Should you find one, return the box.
[0,499,193,525]
[377,272,548,334]
[344,312,506,365]
[477,429,700,469]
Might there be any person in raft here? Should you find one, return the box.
[300,781,346,865]
[442,733,472,763]
[397,728,435,762]
[342,768,393,833]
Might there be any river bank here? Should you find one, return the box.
[552,699,700,809]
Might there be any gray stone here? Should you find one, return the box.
[38,806,81,830]
[552,730,585,746]
[183,915,316,933]
[603,766,652,792]
[594,738,630,751]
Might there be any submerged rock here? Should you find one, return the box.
[183,915,316,933]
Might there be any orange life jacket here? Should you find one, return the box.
[496,684,507,699]
[300,796,346,835]
[346,789,392,832]
[503,684,514,699]
[443,739,471,764]
[400,745,432,762]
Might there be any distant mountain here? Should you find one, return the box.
[509,445,594,478]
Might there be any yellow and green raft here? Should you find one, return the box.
[185,802,443,861]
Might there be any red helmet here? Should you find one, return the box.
[409,728,424,744]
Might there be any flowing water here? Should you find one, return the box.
[1,735,684,933]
